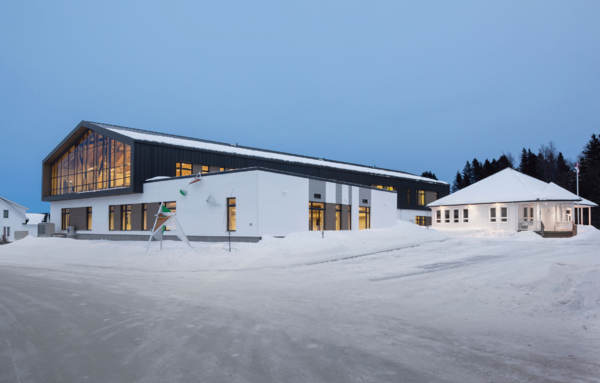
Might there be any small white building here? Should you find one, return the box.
[428,168,597,237]
[0,197,28,242]
[49,168,398,241]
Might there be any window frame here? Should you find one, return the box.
[358,206,371,230]
[86,207,92,231]
[417,190,425,206]
[453,209,459,223]
[227,197,237,232]
[463,208,469,223]
[175,162,193,177]
[2,210,7,219]
[61,208,71,230]
[436,210,441,223]
[309,202,325,231]
[444,210,450,223]
[335,204,342,231]
[500,207,508,222]
[121,205,132,231]
[490,207,497,222]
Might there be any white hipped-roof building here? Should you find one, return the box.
[427,168,597,236]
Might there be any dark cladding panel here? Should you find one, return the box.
[324,203,337,231]
[69,207,88,231]
[131,204,143,231]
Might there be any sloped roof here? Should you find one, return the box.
[0,196,28,212]
[86,121,446,185]
[428,168,593,207]
[576,197,598,207]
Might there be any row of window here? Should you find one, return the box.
[308,203,370,231]
[175,162,234,177]
[435,207,509,224]
[61,198,239,232]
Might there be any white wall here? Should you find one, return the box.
[49,170,400,239]
[431,203,519,232]
[0,200,27,241]
[257,171,308,236]
[370,190,397,228]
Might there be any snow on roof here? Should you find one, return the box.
[25,213,46,225]
[428,168,591,207]
[0,196,28,212]
[576,197,598,207]
[91,122,446,185]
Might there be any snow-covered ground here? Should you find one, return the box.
[0,223,599,383]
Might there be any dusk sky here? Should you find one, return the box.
[1,1,599,212]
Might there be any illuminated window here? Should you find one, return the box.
[407,189,411,205]
[121,205,132,231]
[359,206,370,230]
[309,202,324,231]
[463,209,469,223]
[501,207,508,222]
[50,130,131,195]
[142,203,148,231]
[86,207,92,230]
[373,185,396,191]
[335,204,342,230]
[175,162,192,177]
[109,206,116,230]
[201,165,209,174]
[436,210,441,223]
[227,198,236,232]
[417,190,425,206]
[444,210,450,223]
[453,209,459,223]
[490,207,497,222]
[415,216,427,226]
[61,208,71,230]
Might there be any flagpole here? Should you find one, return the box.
[576,162,580,196]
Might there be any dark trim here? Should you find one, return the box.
[43,186,136,202]
[74,233,261,242]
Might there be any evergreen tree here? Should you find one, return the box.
[496,154,513,170]
[555,152,574,192]
[472,158,483,182]
[579,134,600,227]
[483,159,493,179]
[421,171,438,180]
[452,172,463,192]
[461,161,473,186]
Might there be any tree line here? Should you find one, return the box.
[451,134,600,227]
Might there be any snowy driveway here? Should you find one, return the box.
[1,224,599,383]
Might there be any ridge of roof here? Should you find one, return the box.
[428,168,587,207]
[0,196,28,212]
[84,121,447,185]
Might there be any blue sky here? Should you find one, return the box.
[1,1,599,212]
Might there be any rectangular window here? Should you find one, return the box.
[463,209,469,223]
[335,204,342,230]
[345,205,351,230]
[121,205,132,231]
[109,206,115,230]
[407,189,411,205]
[444,210,450,223]
[490,207,497,222]
[142,204,148,231]
[417,190,425,206]
[529,207,534,222]
[2,210,7,219]
[86,207,92,230]
[415,216,427,226]
[175,162,192,177]
[227,197,236,231]
[359,206,370,230]
[201,165,209,174]
[61,208,71,230]
[309,202,324,231]
[453,209,459,223]
[501,207,508,222]
[436,210,441,223]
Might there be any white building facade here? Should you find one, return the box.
[49,168,398,241]
[428,168,597,236]
[1,197,28,242]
